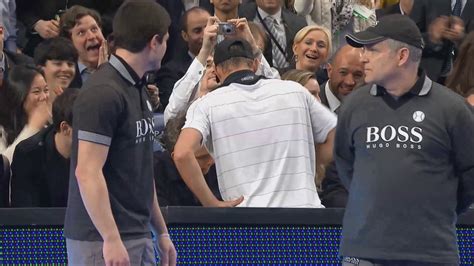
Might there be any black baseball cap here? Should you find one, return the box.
[346,14,424,49]
[213,38,255,66]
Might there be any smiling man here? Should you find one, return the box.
[60,5,107,88]
[34,37,78,102]
[321,44,365,113]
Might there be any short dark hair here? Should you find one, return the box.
[52,88,79,131]
[180,7,210,32]
[34,37,79,66]
[60,5,102,39]
[113,0,171,53]
[161,111,187,153]
[0,65,44,144]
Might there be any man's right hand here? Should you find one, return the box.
[206,196,244,207]
[103,239,130,266]
[28,102,51,130]
[428,16,449,44]
[34,20,60,39]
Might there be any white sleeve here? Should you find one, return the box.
[2,125,39,164]
[164,58,205,125]
[182,98,210,146]
[306,90,337,143]
[256,54,281,79]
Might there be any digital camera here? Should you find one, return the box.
[218,22,236,35]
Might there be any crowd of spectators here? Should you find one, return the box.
[0,0,472,211]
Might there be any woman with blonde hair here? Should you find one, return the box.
[291,25,332,84]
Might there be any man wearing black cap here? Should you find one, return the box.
[336,14,474,265]
[173,37,337,208]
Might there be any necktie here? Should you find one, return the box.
[441,0,463,76]
[452,0,462,17]
[264,16,288,68]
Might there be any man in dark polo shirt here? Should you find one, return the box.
[64,1,176,265]
[336,14,474,265]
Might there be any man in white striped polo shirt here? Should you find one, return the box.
[173,38,337,207]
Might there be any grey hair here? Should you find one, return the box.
[385,39,422,63]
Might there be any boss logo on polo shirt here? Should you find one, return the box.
[366,125,423,150]
[413,111,425,122]
[135,117,155,144]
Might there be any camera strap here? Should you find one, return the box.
[257,11,287,57]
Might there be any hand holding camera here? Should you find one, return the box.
[228,18,261,56]
[217,22,236,35]
[443,16,465,42]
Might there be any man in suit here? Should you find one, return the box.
[239,0,307,69]
[156,7,211,109]
[321,45,365,113]
[319,44,364,207]
[211,0,240,21]
[410,0,474,83]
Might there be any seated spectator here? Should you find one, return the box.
[292,25,332,84]
[446,31,474,106]
[239,0,307,69]
[281,69,321,101]
[59,5,108,88]
[173,38,337,208]
[322,44,364,113]
[11,88,79,207]
[212,0,240,21]
[318,44,365,208]
[0,65,51,163]
[156,7,211,109]
[156,111,221,206]
[34,37,78,102]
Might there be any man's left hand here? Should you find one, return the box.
[157,236,177,266]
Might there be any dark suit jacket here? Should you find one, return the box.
[156,50,193,109]
[157,0,213,64]
[410,0,474,81]
[239,3,307,69]
[318,84,348,207]
[319,81,330,108]
[68,63,82,89]
[10,126,70,207]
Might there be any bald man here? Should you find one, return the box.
[320,45,365,113]
[319,45,365,208]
